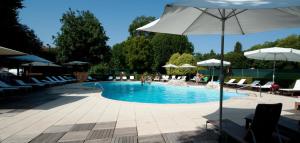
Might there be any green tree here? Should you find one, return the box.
[110,42,128,71]
[0,0,43,54]
[167,53,196,75]
[124,37,153,73]
[151,33,194,72]
[128,16,156,37]
[234,41,242,53]
[54,9,110,64]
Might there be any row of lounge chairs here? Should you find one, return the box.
[156,75,187,82]
[225,78,300,95]
[0,76,77,95]
[108,76,135,81]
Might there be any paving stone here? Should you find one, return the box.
[70,123,96,131]
[114,127,137,137]
[84,138,111,143]
[138,134,166,143]
[86,129,114,140]
[30,132,65,143]
[93,122,116,130]
[111,136,137,143]
[58,131,90,142]
[43,124,73,133]
[59,141,84,143]
[162,132,188,143]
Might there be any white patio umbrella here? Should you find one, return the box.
[137,0,300,134]
[162,64,178,74]
[197,59,231,81]
[0,46,26,56]
[179,63,196,68]
[244,47,300,83]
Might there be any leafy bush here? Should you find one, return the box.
[88,63,110,76]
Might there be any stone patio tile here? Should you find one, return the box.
[86,129,114,140]
[92,122,116,130]
[30,132,66,143]
[113,127,137,137]
[116,120,136,128]
[43,124,73,133]
[84,138,111,143]
[58,131,90,142]
[70,123,96,131]
[138,134,166,143]
[111,136,137,143]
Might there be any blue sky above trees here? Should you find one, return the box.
[20,0,300,53]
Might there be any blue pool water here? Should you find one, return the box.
[84,82,245,104]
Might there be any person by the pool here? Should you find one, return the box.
[141,74,145,85]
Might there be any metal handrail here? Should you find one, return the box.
[235,83,262,97]
[94,82,104,92]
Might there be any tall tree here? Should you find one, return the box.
[234,41,242,53]
[124,37,153,73]
[151,33,194,72]
[110,42,128,70]
[54,9,110,64]
[0,0,42,54]
[128,16,156,38]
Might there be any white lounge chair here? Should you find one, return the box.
[108,76,113,80]
[252,81,273,89]
[161,75,169,81]
[171,75,176,80]
[122,76,127,80]
[181,76,186,81]
[280,80,300,96]
[153,76,160,81]
[51,76,67,83]
[233,79,247,86]
[177,76,181,80]
[190,76,196,82]
[130,76,134,80]
[31,77,54,86]
[57,76,72,82]
[46,76,64,84]
[116,76,121,81]
[225,79,236,85]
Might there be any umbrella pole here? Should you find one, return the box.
[219,9,226,140]
[273,54,276,83]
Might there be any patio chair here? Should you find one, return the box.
[108,76,113,81]
[177,76,181,80]
[16,79,45,87]
[130,76,135,80]
[225,79,236,85]
[279,79,300,96]
[206,103,283,143]
[239,80,260,87]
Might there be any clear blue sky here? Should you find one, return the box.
[20,0,300,53]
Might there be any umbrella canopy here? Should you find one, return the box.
[64,61,89,66]
[0,46,26,56]
[197,59,231,67]
[244,47,300,82]
[22,62,61,67]
[162,64,178,68]
[8,55,52,63]
[179,63,196,68]
[138,0,300,136]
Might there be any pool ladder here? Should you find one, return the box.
[235,84,262,97]
[94,83,104,92]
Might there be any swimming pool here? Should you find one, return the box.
[85,82,245,104]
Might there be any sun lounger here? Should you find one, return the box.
[51,76,67,83]
[181,76,186,81]
[0,80,32,89]
[122,76,127,80]
[177,76,181,80]
[161,75,169,81]
[199,76,209,84]
[57,76,72,83]
[46,76,64,84]
[116,76,121,81]
[225,79,236,85]
[31,77,54,86]
[153,76,160,81]
[171,75,176,80]
[252,81,273,89]
[130,76,134,80]
[16,80,45,87]
[63,76,77,82]
[279,80,300,96]
[108,76,113,81]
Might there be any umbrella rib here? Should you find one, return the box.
[227,9,248,19]
[194,7,222,20]
[226,9,237,18]
[182,8,208,34]
[233,11,245,35]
